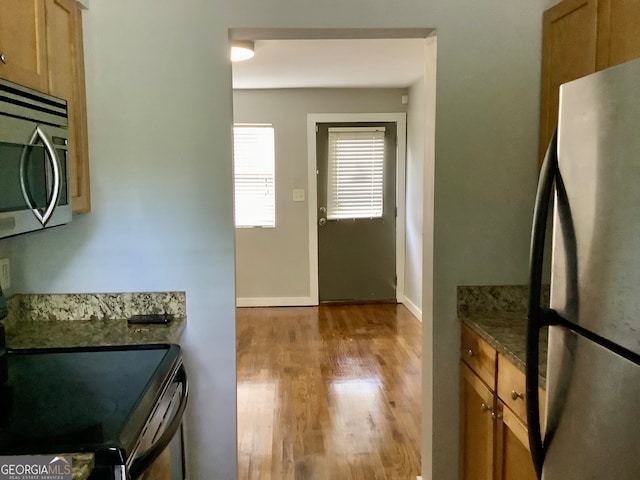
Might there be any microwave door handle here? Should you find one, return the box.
[19,143,38,214]
[19,126,62,226]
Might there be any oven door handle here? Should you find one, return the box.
[19,125,62,226]
[128,365,189,480]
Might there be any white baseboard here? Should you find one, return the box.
[401,296,422,322]
[236,296,317,307]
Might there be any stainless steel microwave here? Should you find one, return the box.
[0,78,71,239]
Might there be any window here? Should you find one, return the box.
[233,124,275,228]
[327,127,385,220]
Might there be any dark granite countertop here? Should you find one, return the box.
[69,453,94,480]
[460,310,547,388]
[458,285,549,389]
[5,316,186,349]
[1,292,186,480]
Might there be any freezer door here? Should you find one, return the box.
[552,58,640,356]
[543,326,640,480]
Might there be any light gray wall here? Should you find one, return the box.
[233,88,408,302]
[425,2,554,477]
[0,1,554,478]
[404,75,427,318]
[7,2,238,479]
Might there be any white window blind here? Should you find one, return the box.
[233,124,275,228]
[327,127,385,220]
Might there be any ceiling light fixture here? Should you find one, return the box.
[231,40,255,62]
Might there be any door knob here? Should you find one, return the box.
[319,218,327,227]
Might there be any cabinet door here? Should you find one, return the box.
[44,0,91,213]
[0,0,48,91]
[596,0,640,69]
[460,363,496,480]
[539,0,598,165]
[495,404,537,480]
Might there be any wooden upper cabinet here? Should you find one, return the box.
[540,0,598,164]
[596,0,640,69]
[540,0,640,165]
[44,0,91,213]
[0,0,48,91]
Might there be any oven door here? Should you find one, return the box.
[137,423,187,480]
[129,364,188,480]
[0,116,71,238]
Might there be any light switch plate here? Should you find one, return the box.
[292,189,305,202]
[0,258,10,290]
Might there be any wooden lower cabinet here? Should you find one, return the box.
[460,363,496,480]
[460,328,542,480]
[495,403,537,480]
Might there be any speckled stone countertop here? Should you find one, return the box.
[3,292,186,348]
[458,285,549,388]
[69,454,94,480]
[1,291,186,480]
[5,315,185,349]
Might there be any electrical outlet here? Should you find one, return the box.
[0,258,10,290]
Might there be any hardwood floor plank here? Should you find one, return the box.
[237,303,421,479]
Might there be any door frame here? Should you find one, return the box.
[307,112,407,305]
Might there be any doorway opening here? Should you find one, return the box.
[230,28,432,315]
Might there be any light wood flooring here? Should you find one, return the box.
[237,303,422,479]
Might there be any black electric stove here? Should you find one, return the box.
[0,328,187,480]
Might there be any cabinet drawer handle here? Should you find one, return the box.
[511,390,524,401]
[467,349,476,357]
[0,53,6,64]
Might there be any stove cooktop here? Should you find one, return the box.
[0,343,182,458]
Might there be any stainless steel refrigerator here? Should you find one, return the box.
[526,58,640,479]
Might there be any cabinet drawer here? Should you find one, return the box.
[497,354,545,426]
[461,325,497,389]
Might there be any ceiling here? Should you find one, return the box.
[231,38,428,90]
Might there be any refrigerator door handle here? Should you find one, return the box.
[527,128,559,480]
